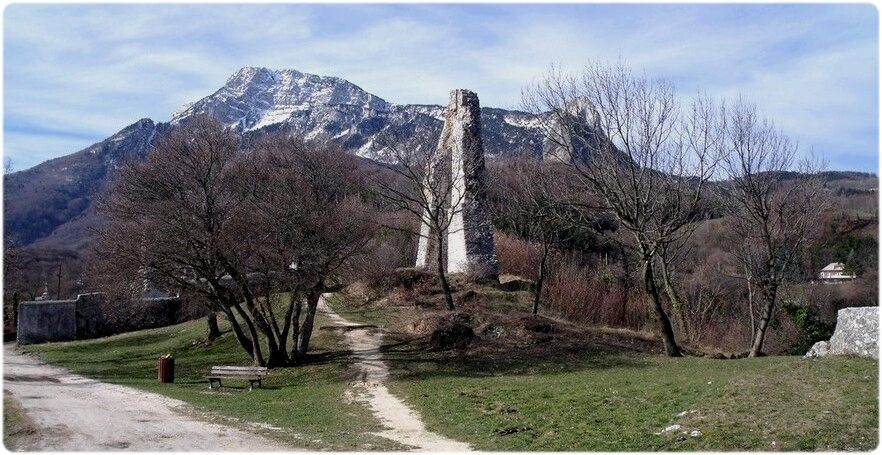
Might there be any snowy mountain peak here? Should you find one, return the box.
[172,67,389,131]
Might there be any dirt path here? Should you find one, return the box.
[3,344,292,451]
[318,296,471,452]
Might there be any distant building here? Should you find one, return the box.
[818,262,856,283]
[34,282,50,301]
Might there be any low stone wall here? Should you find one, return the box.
[16,300,77,344]
[805,306,879,359]
[17,293,206,345]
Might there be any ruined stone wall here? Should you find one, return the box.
[17,293,206,345]
[414,89,498,279]
[449,90,498,277]
[16,300,77,345]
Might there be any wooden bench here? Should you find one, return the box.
[206,366,268,391]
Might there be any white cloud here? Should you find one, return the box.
[3,4,877,171]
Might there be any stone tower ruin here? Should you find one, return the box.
[414,89,499,280]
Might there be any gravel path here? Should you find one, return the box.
[3,343,293,451]
[318,296,471,452]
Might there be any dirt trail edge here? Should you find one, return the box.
[318,295,472,452]
[3,343,293,451]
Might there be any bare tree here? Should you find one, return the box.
[95,116,263,360]
[523,62,723,356]
[241,134,375,363]
[721,99,827,357]
[490,159,574,315]
[370,131,467,310]
[95,117,373,366]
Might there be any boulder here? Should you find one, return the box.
[805,306,878,359]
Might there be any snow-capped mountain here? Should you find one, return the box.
[172,67,545,159]
[5,66,551,250]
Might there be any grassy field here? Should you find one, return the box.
[15,292,880,452]
[19,307,404,450]
[386,351,877,451]
[329,294,879,451]
[3,395,36,451]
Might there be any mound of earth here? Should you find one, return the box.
[342,269,663,355]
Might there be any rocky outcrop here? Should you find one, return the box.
[805,306,878,359]
[542,97,605,163]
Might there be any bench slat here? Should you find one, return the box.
[211,366,268,372]
[208,375,263,379]
[208,365,268,382]
[210,369,267,374]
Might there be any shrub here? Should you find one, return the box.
[781,300,834,355]
[542,259,648,331]
[495,231,540,279]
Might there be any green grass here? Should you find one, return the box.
[20,308,405,450]
[326,297,879,451]
[386,352,877,451]
[16,292,880,452]
[390,342,878,451]
[3,395,35,451]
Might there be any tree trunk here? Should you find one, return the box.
[290,300,302,360]
[206,312,221,341]
[296,286,323,360]
[233,303,266,366]
[642,259,681,357]
[745,271,755,347]
[266,344,289,367]
[436,232,454,310]
[659,259,688,342]
[220,306,254,358]
[532,243,549,315]
[749,285,778,357]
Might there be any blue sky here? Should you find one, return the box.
[4,3,878,172]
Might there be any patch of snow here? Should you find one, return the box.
[247,105,300,131]
[503,113,543,130]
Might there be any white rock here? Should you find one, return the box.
[805,306,879,359]
[690,430,702,437]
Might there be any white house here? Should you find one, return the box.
[818,262,856,283]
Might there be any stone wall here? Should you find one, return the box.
[415,89,499,279]
[16,300,77,345]
[17,293,205,345]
